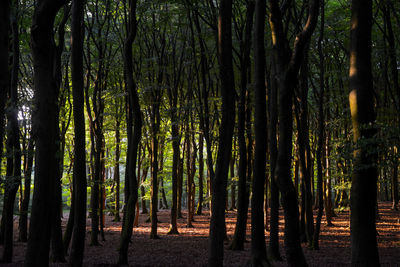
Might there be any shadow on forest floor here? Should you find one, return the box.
[0,202,399,266]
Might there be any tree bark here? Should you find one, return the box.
[208,0,235,265]
[2,2,21,261]
[349,0,380,265]
[0,0,9,169]
[118,0,142,264]
[69,0,87,265]
[312,0,325,250]
[250,0,270,265]
[25,1,66,266]
[268,56,282,261]
[19,137,34,243]
[269,0,319,265]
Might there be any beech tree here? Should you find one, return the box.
[208,0,235,265]
[349,0,380,265]
[68,0,87,265]
[268,0,320,265]
[25,0,67,265]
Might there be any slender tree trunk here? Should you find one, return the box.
[19,137,34,242]
[250,1,270,265]
[118,0,142,264]
[51,6,69,261]
[186,122,194,227]
[312,0,325,250]
[114,107,121,221]
[268,57,282,261]
[150,111,160,239]
[0,0,9,170]
[208,0,235,265]
[69,0,87,265]
[196,134,204,215]
[2,3,21,261]
[178,155,184,218]
[167,100,180,234]
[349,0,380,265]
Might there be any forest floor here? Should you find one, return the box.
[1,201,399,266]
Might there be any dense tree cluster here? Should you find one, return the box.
[0,0,399,266]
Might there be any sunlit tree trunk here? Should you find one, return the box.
[349,0,380,265]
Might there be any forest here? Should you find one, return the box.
[0,0,399,266]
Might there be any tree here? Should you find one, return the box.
[250,0,271,265]
[68,0,87,265]
[230,0,254,251]
[2,0,22,261]
[0,0,9,168]
[118,0,142,263]
[349,0,380,265]
[25,1,67,266]
[268,0,319,265]
[208,0,235,265]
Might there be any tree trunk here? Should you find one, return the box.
[349,0,380,265]
[268,0,319,265]
[2,3,21,261]
[69,0,87,264]
[167,96,180,233]
[268,56,282,261]
[196,134,204,215]
[118,0,142,264]
[250,0,270,265]
[150,110,160,239]
[208,0,235,265]
[19,137,34,242]
[25,1,65,266]
[312,0,325,250]
[114,104,121,221]
[186,123,194,228]
[0,0,9,170]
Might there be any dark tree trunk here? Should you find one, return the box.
[118,0,142,264]
[349,0,380,265]
[177,155,184,218]
[19,137,34,242]
[229,152,236,211]
[68,0,87,265]
[114,102,121,221]
[69,0,87,266]
[196,134,204,215]
[208,0,235,265]
[392,164,399,210]
[150,110,160,239]
[268,0,319,265]
[167,93,180,234]
[268,57,282,261]
[295,52,314,248]
[313,0,325,250]
[51,6,69,262]
[2,3,21,261]
[0,0,9,168]
[25,1,66,266]
[186,120,194,228]
[250,1,270,265]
